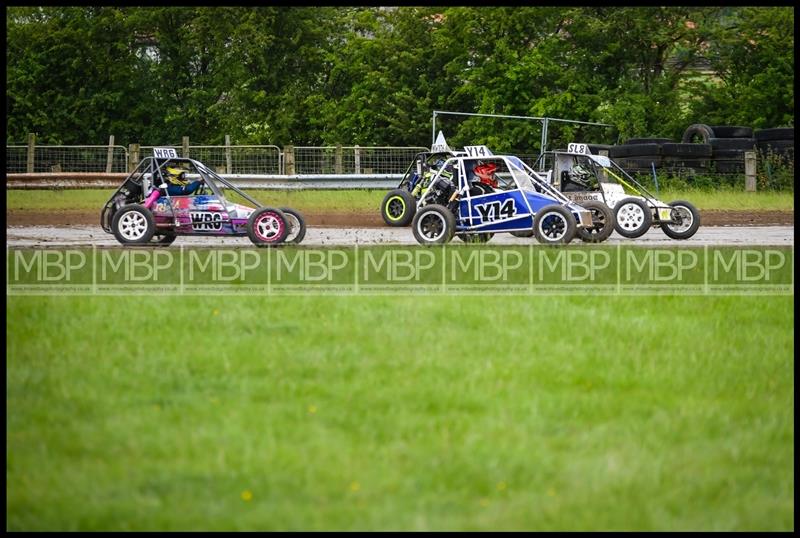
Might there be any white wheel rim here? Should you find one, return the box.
[284,213,299,241]
[118,211,148,240]
[667,206,693,232]
[618,203,645,231]
[538,212,567,241]
[418,212,446,241]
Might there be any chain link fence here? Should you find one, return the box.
[293,146,428,174]
[6,145,128,173]
[138,145,282,174]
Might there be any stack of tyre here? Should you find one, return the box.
[681,124,757,174]
[753,127,794,161]
[608,137,713,175]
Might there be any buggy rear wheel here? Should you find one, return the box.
[381,189,417,227]
[660,200,701,240]
[111,204,155,245]
[577,201,614,243]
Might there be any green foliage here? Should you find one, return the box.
[5,7,795,147]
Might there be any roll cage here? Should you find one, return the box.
[101,156,264,233]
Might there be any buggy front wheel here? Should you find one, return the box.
[614,197,652,239]
[577,201,614,243]
[533,205,576,245]
[381,189,417,227]
[247,207,289,246]
[280,207,307,244]
[411,204,455,245]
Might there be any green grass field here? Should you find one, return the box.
[5,187,795,213]
[6,294,794,531]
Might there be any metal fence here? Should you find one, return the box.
[138,145,282,174]
[293,146,428,174]
[6,145,128,173]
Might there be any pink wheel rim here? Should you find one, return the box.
[254,212,284,242]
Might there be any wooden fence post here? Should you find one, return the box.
[335,144,343,174]
[284,145,295,175]
[744,151,757,192]
[225,135,232,174]
[26,133,36,173]
[182,136,190,158]
[354,145,361,174]
[129,143,140,172]
[106,135,115,173]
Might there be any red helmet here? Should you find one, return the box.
[474,163,498,188]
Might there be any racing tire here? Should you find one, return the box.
[411,204,455,245]
[613,197,653,239]
[660,200,701,240]
[681,123,716,144]
[456,232,494,244]
[624,138,673,145]
[247,207,289,247]
[609,143,663,158]
[533,205,576,245]
[381,189,417,227]
[661,143,712,157]
[280,207,307,244]
[709,137,756,151]
[510,229,534,238]
[754,128,794,142]
[577,201,615,243]
[111,204,156,245]
[153,233,177,246]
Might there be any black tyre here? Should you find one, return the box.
[609,143,663,158]
[577,201,614,243]
[533,204,576,245]
[411,204,456,245]
[624,138,673,145]
[660,200,701,240]
[153,233,177,246]
[662,156,710,169]
[709,126,754,138]
[510,229,534,238]
[681,124,715,144]
[754,128,794,142]
[381,189,417,227]
[757,140,794,154]
[246,207,289,246]
[280,207,307,244]
[613,197,653,239]
[615,156,662,168]
[456,232,494,244]
[661,143,712,157]
[709,137,756,151]
[111,204,156,245]
[587,143,614,154]
[711,148,746,159]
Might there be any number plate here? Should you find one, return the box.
[658,208,672,221]
[567,143,590,154]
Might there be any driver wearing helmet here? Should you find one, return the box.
[562,164,592,192]
[164,164,203,196]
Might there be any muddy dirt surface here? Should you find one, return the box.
[5,209,794,227]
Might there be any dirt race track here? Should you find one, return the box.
[5,208,794,247]
[3,209,796,228]
[5,224,794,248]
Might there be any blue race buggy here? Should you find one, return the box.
[410,146,594,245]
